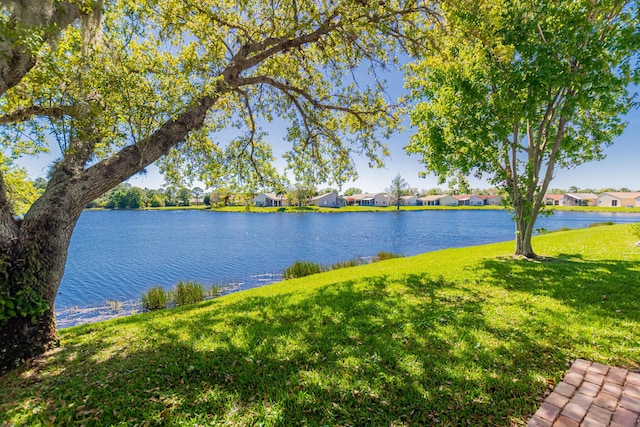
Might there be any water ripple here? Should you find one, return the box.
[55,209,640,325]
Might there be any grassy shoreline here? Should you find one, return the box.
[2,223,639,425]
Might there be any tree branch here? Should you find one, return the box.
[237,75,387,125]
[236,88,264,182]
[0,105,69,125]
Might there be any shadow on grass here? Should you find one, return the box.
[2,268,629,426]
[477,253,640,321]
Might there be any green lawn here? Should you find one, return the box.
[1,224,639,426]
[549,205,640,213]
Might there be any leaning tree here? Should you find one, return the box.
[0,0,434,372]
[406,0,639,257]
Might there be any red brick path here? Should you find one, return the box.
[527,359,640,427]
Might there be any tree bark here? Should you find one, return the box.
[0,189,82,374]
[513,194,537,258]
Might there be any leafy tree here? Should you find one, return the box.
[125,187,147,209]
[446,173,471,196]
[33,178,47,192]
[1,160,39,217]
[318,187,338,195]
[149,194,165,208]
[424,187,443,196]
[0,0,432,370]
[178,188,191,206]
[406,0,639,257]
[343,187,363,196]
[287,184,315,207]
[386,173,409,210]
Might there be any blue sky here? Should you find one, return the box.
[18,102,640,194]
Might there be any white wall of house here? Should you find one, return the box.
[439,195,459,206]
[456,195,484,206]
[253,193,287,207]
[598,194,620,207]
[418,195,458,206]
[310,192,339,207]
[399,196,418,206]
[253,194,268,206]
[598,192,640,207]
[374,193,391,206]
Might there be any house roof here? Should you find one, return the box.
[400,195,417,200]
[565,193,598,200]
[476,194,502,200]
[309,192,335,201]
[350,193,389,200]
[545,194,564,201]
[600,192,640,199]
[453,194,480,200]
[260,192,284,200]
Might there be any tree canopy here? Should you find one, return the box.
[406,0,640,257]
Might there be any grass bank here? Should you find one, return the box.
[2,224,639,426]
[549,205,640,213]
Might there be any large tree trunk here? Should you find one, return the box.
[0,189,82,374]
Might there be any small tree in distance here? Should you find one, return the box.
[386,173,410,210]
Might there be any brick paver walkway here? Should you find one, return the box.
[527,359,640,427]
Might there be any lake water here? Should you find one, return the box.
[55,209,640,326]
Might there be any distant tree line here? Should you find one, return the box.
[87,184,206,209]
[74,181,640,210]
[10,174,634,214]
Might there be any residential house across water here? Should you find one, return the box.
[417,195,458,206]
[563,193,598,207]
[598,192,640,208]
[453,195,484,206]
[477,194,503,206]
[309,192,345,208]
[253,192,289,207]
[398,195,419,206]
[349,193,391,207]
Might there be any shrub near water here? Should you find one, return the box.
[284,261,324,279]
[172,281,205,306]
[374,251,403,261]
[140,286,168,311]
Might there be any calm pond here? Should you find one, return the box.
[56,209,640,326]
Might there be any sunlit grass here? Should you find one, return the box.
[1,223,639,426]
